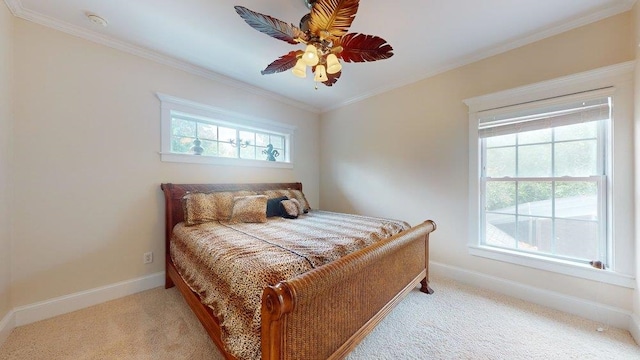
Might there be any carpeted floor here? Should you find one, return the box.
[0,276,638,359]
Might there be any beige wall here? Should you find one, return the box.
[10,19,320,307]
[0,3,13,318]
[320,13,636,310]
[634,3,640,320]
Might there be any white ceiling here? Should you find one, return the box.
[4,0,636,112]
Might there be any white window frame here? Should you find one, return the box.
[464,62,635,288]
[157,93,296,168]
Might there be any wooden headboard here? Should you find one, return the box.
[160,182,303,258]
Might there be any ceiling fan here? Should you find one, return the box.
[234,0,394,88]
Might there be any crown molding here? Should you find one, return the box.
[5,0,635,114]
[4,1,322,114]
[3,0,21,15]
[462,60,635,112]
[325,0,637,112]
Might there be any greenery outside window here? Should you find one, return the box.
[463,61,635,288]
[480,97,609,265]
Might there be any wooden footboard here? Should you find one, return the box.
[261,220,436,360]
[161,183,436,360]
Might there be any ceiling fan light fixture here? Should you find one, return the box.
[302,44,319,66]
[234,0,393,88]
[326,54,342,74]
[313,65,328,82]
[292,59,307,78]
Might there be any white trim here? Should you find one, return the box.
[0,309,15,348]
[630,313,640,346]
[464,61,636,280]
[3,2,320,114]
[157,93,296,167]
[5,0,634,113]
[325,2,636,112]
[464,61,635,112]
[159,152,294,168]
[157,93,297,135]
[430,261,635,333]
[13,272,164,327]
[2,0,21,15]
[468,245,635,288]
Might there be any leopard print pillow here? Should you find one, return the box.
[182,190,256,225]
[230,195,268,223]
[280,199,299,219]
[262,189,311,213]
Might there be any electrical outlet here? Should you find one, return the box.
[143,252,153,264]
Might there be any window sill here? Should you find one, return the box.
[468,245,635,289]
[160,152,294,169]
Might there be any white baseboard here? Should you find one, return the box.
[430,262,635,334]
[13,271,165,327]
[630,313,640,345]
[0,309,15,348]
[2,266,638,349]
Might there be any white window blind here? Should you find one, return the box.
[479,93,611,138]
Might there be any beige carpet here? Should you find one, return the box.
[0,276,638,360]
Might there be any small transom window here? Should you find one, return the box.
[158,94,295,167]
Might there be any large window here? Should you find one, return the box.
[158,93,295,167]
[480,97,609,265]
[464,62,635,287]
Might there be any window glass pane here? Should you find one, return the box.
[515,216,552,252]
[256,133,270,146]
[218,143,236,158]
[554,219,598,260]
[486,147,515,177]
[554,181,598,220]
[257,146,268,160]
[518,144,551,177]
[171,136,194,153]
[478,96,609,267]
[517,181,552,217]
[172,118,195,137]
[485,181,516,213]
[555,140,597,177]
[240,145,256,159]
[239,131,255,146]
[219,127,236,143]
[485,215,516,249]
[270,135,284,149]
[197,123,217,141]
[200,139,218,156]
[486,134,515,147]
[555,122,597,142]
[518,128,551,145]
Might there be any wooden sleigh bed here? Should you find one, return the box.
[161,182,436,360]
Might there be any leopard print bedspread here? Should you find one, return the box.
[170,210,410,360]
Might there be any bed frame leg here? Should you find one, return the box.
[420,278,434,294]
[165,260,175,289]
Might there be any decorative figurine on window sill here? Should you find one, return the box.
[191,138,204,155]
[262,144,279,161]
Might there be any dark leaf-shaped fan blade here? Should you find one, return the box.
[309,0,359,40]
[337,33,394,63]
[261,51,303,75]
[234,6,305,44]
[323,70,341,86]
